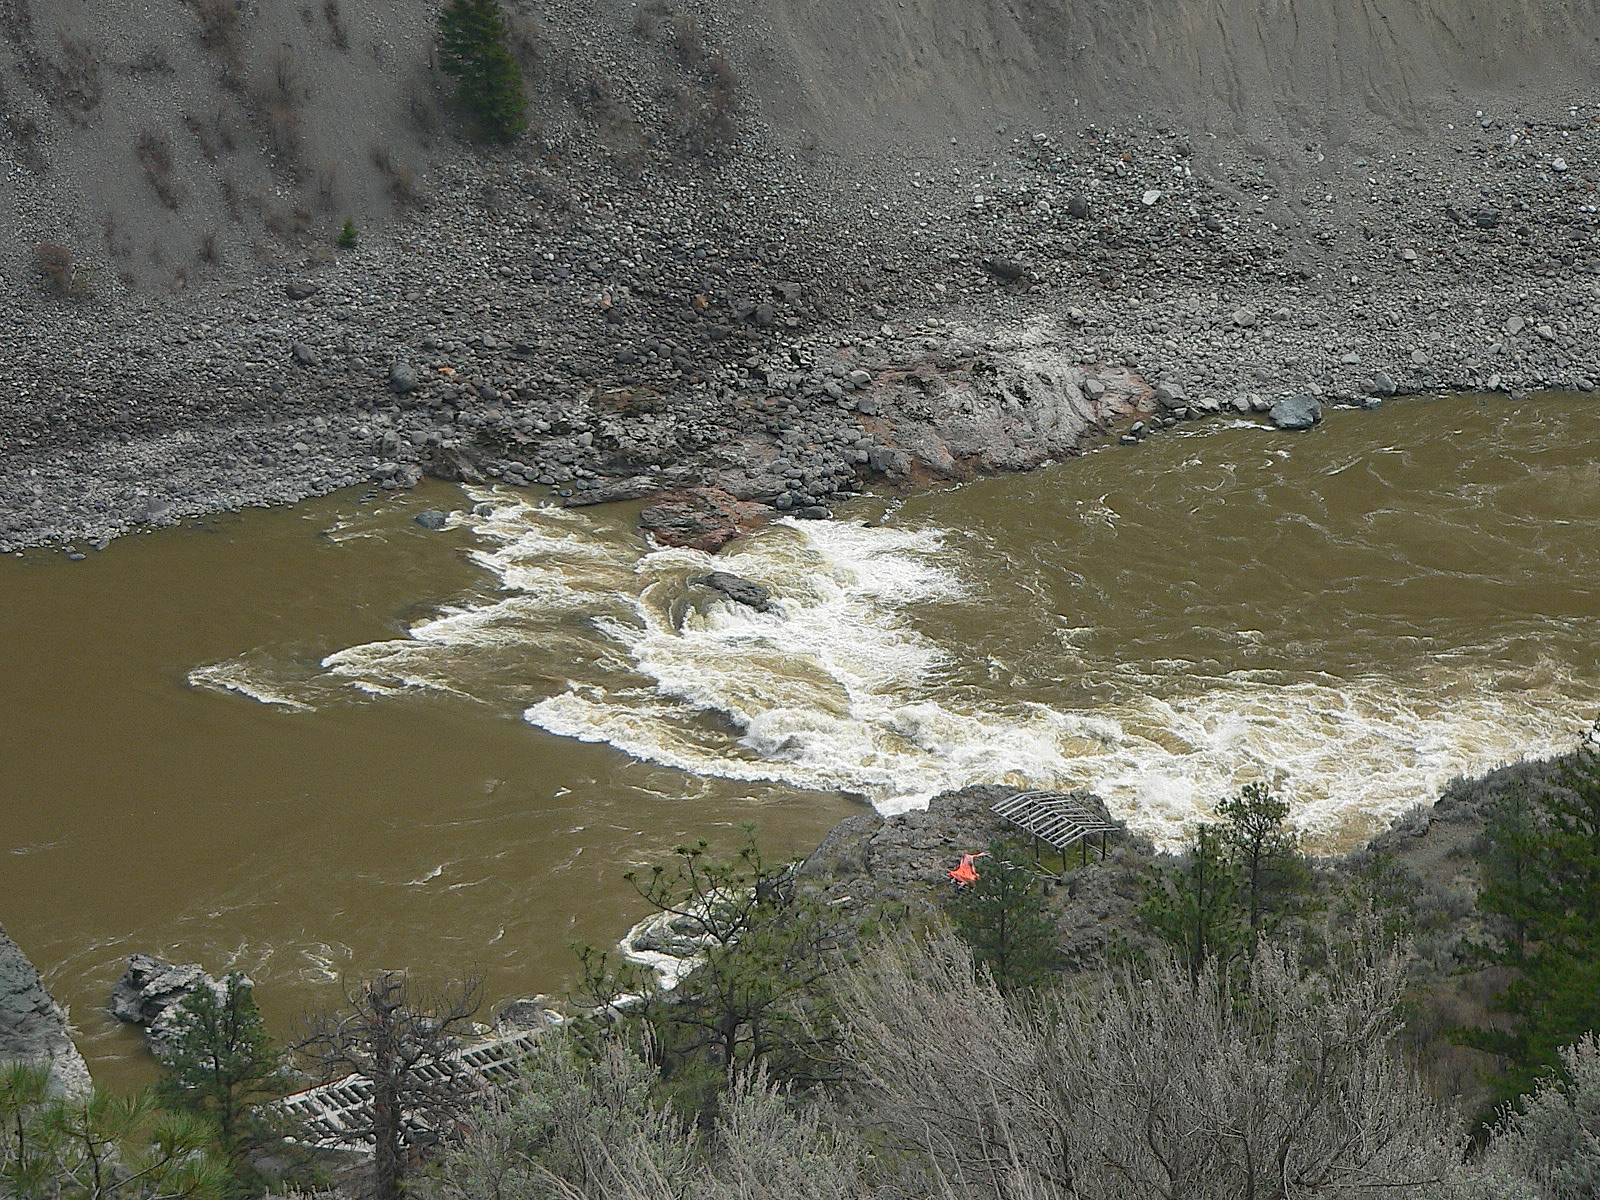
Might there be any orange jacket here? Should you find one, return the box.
[947,852,987,886]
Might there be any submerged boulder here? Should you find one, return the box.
[1269,394,1323,431]
[628,910,710,958]
[493,996,563,1034]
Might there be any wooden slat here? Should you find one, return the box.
[277,1028,549,1155]
[991,790,1118,851]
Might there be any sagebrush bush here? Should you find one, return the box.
[421,910,1594,1200]
[423,1037,864,1200]
[1463,1034,1600,1200]
[837,917,1471,1199]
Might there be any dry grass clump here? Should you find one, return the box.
[135,128,182,208]
[632,0,672,41]
[406,82,441,139]
[313,161,339,212]
[372,145,422,209]
[190,0,245,82]
[652,7,739,159]
[666,68,738,159]
[50,36,104,120]
[260,197,314,243]
[2,77,45,171]
[255,45,304,176]
[219,170,243,222]
[181,106,238,162]
[124,46,174,77]
[33,242,92,299]
[322,0,349,51]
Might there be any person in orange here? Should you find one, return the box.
[947,851,988,886]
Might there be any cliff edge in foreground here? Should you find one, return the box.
[0,924,92,1097]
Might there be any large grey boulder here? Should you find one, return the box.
[1269,394,1323,430]
[110,954,237,1060]
[0,924,91,1096]
[638,487,769,553]
[980,256,1028,282]
[692,571,773,613]
[388,360,419,394]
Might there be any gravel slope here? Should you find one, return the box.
[3,0,1599,552]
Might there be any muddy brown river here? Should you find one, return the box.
[5,392,1599,1089]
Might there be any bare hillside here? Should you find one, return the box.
[2,0,1599,552]
[2,0,447,293]
[757,0,1600,146]
[6,0,1595,296]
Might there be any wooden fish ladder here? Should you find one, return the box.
[991,789,1121,871]
[277,1027,547,1155]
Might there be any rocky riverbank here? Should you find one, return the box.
[0,924,91,1097]
[0,748,1570,1098]
[6,83,1600,554]
[792,755,1556,997]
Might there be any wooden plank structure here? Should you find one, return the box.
[278,1027,547,1155]
[991,789,1120,870]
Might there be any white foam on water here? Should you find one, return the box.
[510,500,1597,849]
[319,490,643,697]
[188,657,315,712]
[204,484,1600,854]
[1015,668,1596,848]
[618,911,703,991]
[299,941,353,983]
[523,515,1031,812]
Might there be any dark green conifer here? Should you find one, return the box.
[155,974,288,1189]
[946,842,1060,996]
[1478,779,1545,958]
[1462,723,1600,1114]
[1216,780,1306,945]
[1142,823,1246,985]
[438,0,528,144]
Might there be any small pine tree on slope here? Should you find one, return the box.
[946,842,1060,996]
[155,973,289,1188]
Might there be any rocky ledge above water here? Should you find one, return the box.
[0,924,92,1096]
[792,754,1554,978]
[110,953,240,1061]
[798,785,1152,969]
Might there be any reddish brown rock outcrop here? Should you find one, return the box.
[639,487,771,553]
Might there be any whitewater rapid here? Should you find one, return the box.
[188,480,1598,850]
